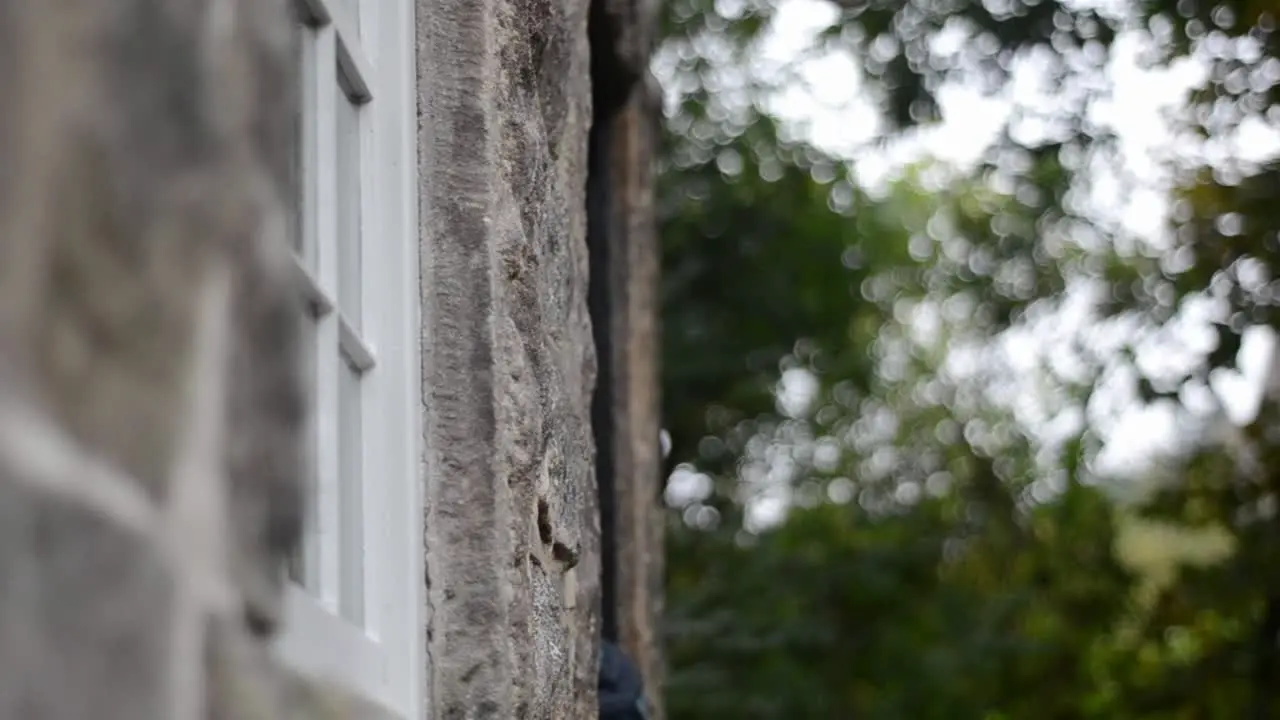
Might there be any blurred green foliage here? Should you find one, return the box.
[658,0,1280,716]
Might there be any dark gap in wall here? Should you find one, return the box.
[587,67,619,647]
[587,0,639,645]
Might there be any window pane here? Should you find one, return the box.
[343,0,361,36]
[290,122,303,253]
[290,27,305,254]
[286,21,311,587]
[296,23,320,275]
[289,313,322,590]
[335,86,362,331]
[337,356,365,624]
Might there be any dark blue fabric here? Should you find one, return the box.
[599,640,649,720]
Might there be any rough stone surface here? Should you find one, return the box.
[417,0,600,715]
[0,473,173,719]
[0,0,352,718]
[0,0,307,639]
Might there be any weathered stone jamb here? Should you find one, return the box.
[416,0,510,709]
[417,0,599,715]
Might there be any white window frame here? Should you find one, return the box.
[274,0,424,717]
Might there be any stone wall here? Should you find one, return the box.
[0,0,634,714]
[0,0,380,717]
[416,0,602,716]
